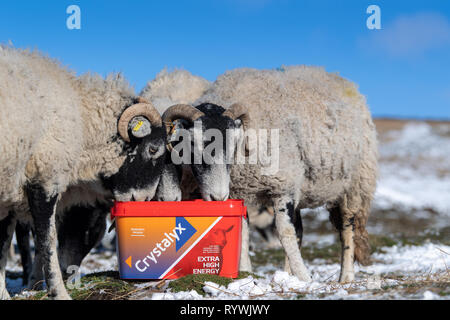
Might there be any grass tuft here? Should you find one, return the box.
[68,271,135,300]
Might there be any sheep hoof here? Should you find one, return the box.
[296,272,312,282]
[239,263,253,273]
[290,260,312,282]
[49,290,72,300]
[339,272,355,283]
[0,288,11,300]
[28,279,44,291]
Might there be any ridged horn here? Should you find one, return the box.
[118,99,162,142]
[162,104,205,133]
[222,103,250,129]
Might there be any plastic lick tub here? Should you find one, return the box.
[110,199,247,280]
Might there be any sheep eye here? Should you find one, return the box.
[149,147,158,154]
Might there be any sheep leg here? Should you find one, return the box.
[329,204,356,282]
[239,216,252,272]
[283,255,291,274]
[0,212,16,300]
[28,257,44,290]
[283,207,303,274]
[27,221,47,291]
[338,212,355,283]
[15,222,33,286]
[8,243,14,260]
[26,185,71,300]
[275,198,311,281]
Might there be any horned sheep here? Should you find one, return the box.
[0,47,167,299]
[9,69,209,292]
[140,69,211,202]
[157,66,378,282]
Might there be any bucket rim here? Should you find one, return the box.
[111,199,247,218]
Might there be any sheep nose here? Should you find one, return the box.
[132,194,148,202]
[211,192,229,201]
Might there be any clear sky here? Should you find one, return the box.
[1,0,449,119]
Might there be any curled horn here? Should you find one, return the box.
[118,97,162,142]
[223,103,250,153]
[162,104,205,134]
[222,103,250,129]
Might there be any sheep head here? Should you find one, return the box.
[104,98,166,202]
[162,102,249,201]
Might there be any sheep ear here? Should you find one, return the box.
[167,120,185,142]
[231,121,246,153]
[129,116,152,139]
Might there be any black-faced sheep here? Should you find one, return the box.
[0,47,166,299]
[140,69,210,202]
[10,69,208,292]
[140,69,283,271]
[159,66,378,283]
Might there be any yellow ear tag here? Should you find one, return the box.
[133,120,144,132]
[170,124,177,136]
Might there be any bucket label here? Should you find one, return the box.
[117,216,224,279]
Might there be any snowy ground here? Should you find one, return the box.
[6,120,450,300]
[150,243,449,300]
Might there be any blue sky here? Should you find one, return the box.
[0,0,449,119]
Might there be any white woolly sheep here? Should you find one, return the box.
[160,66,378,283]
[141,68,211,116]
[12,68,209,290]
[0,47,167,299]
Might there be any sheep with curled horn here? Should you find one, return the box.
[0,46,166,299]
[159,102,256,272]
[139,69,279,260]
[11,69,211,291]
[139,69,212,202]
[157,66,378,283]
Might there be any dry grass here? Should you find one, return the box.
[374,118,450,135]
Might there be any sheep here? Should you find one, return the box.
[12,68,208,290]
[140,69,210,202]
[139,68,296,271]
[141,71,257,271]
[160,66,378,282]
[0,47,167,299]
[141,68,211,116]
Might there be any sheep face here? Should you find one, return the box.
[188,114,235,201]
[104,124,167,202]
[166,103,244,201]
[154,157,182,201]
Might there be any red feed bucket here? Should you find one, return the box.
[111,199,247,280]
